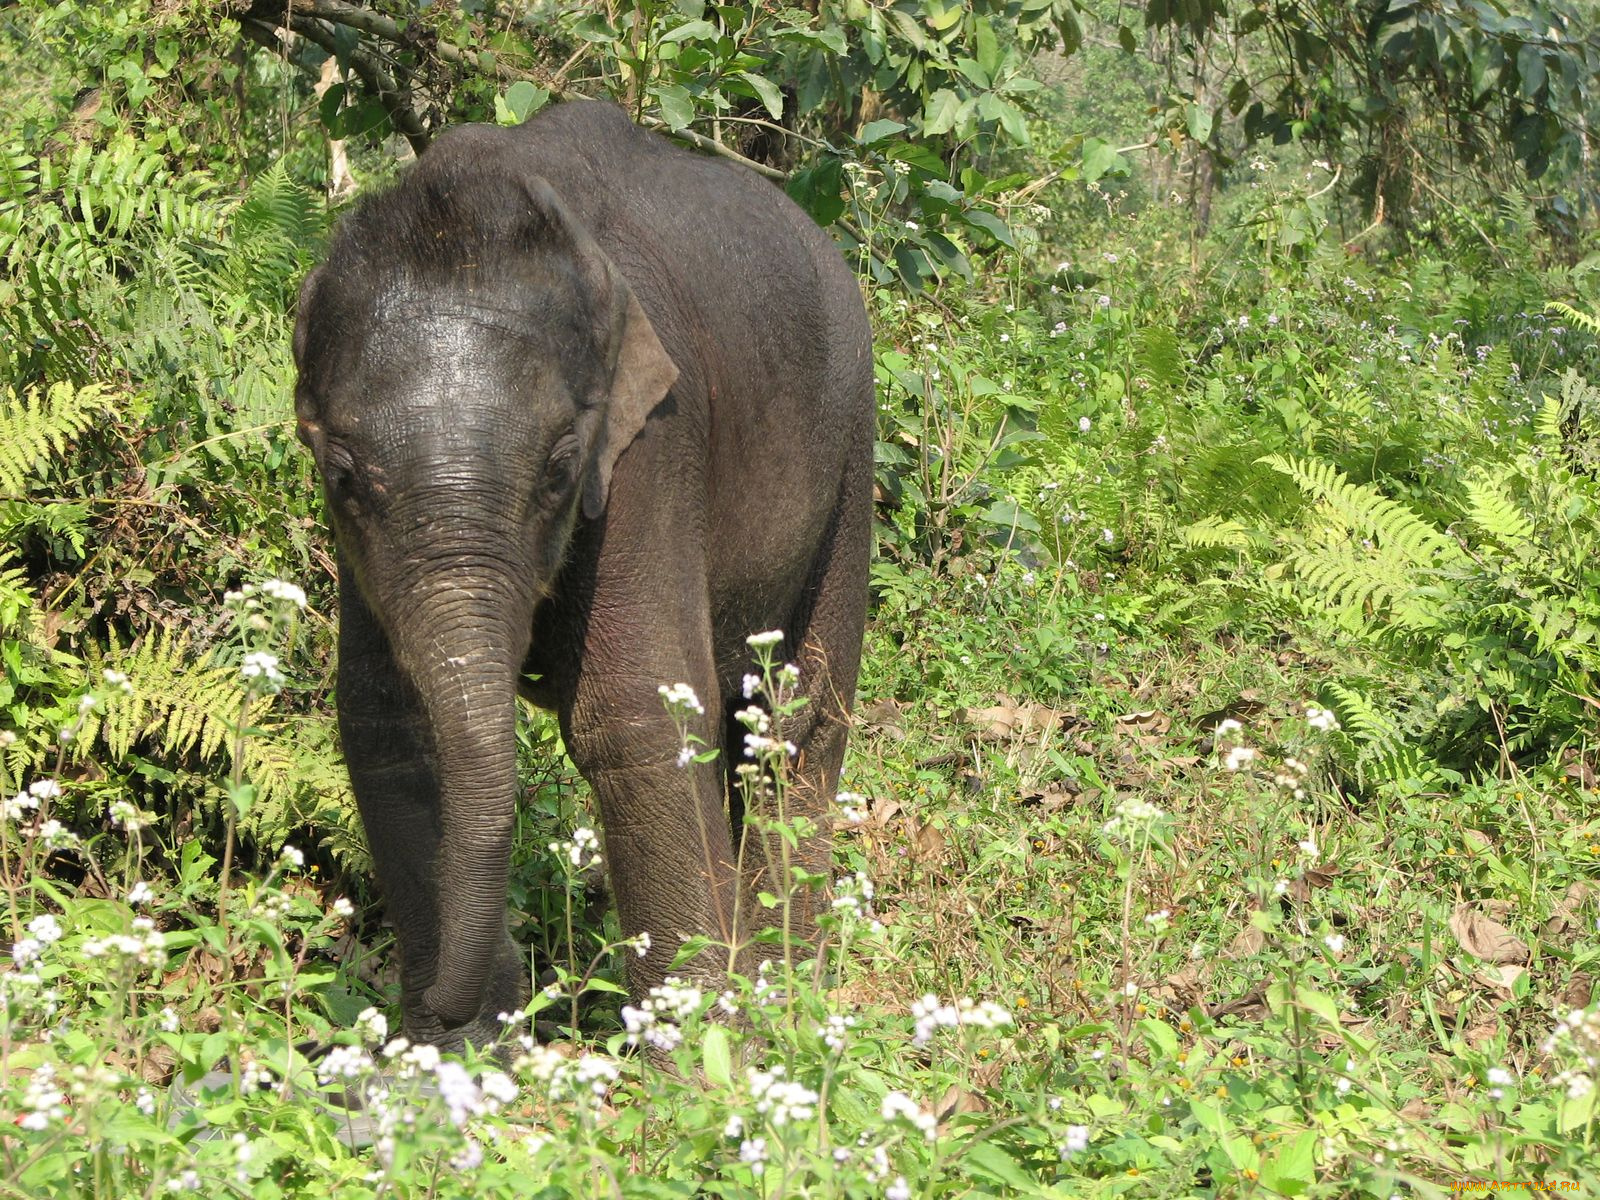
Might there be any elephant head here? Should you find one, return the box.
[291,155,677,1030]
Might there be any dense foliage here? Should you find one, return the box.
[1,1,1598,1196]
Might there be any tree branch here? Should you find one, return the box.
[239,6,430,154]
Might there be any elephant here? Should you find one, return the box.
[291,99,873,1052]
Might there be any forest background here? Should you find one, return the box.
[2,1,1600,1196]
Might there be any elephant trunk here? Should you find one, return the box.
[394,571,531,1031]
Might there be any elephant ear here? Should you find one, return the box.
[585,279,678,521]
[514,177,677,521]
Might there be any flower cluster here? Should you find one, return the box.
[226,579,307,613]
[735,702,797,760]
[549,826,601,870]
[11,915,62,972]
[4,778,60,821]
[1305,704,1340,732]
[515,1044,620,1108]
[836,791,868,825]
[748,1064,819,1127]
[910,994,1014,1046]
[108,799,156,832]
[820,1012,855,1052]
[620,977,706,1053]
[1100,796,1166,839]
[18,1062,68,1130]
[880,1090,937,1140]
[831,870,876,918]
[355,1006,388,1045]
[82,916,167,970]
[657,682,704,716]
[240,650,284,690]
[1272,756,1310,799]
[1544,1004,1600,1101]
[1222,744,1259,772]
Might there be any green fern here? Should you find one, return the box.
[0,382,108,493]
[1264,455,1466,566]
[1463,475,1534,548]
[1546,301,1600,336]
[1264,454,1467,631]
[1325,680,1440,790]
[1174,515,1270,553]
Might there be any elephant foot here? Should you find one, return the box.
[402,936,530,1058]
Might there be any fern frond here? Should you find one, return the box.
[1262,454,1466,567]
[1176,516,1269,552]
[1464,477,1534,547]
[1325,681,1438,790]
[0,383,108,493]
[1546,301,1600,335]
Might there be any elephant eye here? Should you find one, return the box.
[542,433,579,500]
[321,441,358,499]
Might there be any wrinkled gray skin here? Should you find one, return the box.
[292,101,872,1051]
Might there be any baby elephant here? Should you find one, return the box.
[292,100,872,1051]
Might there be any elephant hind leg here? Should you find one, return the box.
[731,444,872,954]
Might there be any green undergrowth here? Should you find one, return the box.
[4,26,1600,1198]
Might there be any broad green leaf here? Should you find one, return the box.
[962,208,1013,246]
[1259,1129,1318,1196]
[1081,137,1128,182]
[1187,102,1214,144]
[961,1141,1040,1193]
[857,118,908,144]
[660,19,718,43]
[1137,1016,1179,1060]
[654,83,695,131]
[701,1025,733,1086]
[735,71,783,118]
[980,499,1040,533]
[785,157,846,226]
[921,88,964,136]
[503,81,549,124]
[974,15,1001,76]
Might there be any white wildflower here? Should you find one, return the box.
[658,682,704,715]
[260,579,308,609]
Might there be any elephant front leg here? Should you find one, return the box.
[562,675,741,1002]
[337,569,526,1051]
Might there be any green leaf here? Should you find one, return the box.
[961,1142,1040,1193]
[785,157,845,226]
[502,81,549,124]
[857,118,908,145]
[892,243,928,290]
[318,83,347,137]
[660,19,718,43]
[962,208,1013,246]
[1259,1129,1317,1196]
[701,1025,733,1086]
[654,83,695,131]
[974,16,1001,76]
[1137,1016,1179,1060]
[1187,102,1214,144]
[1081,137,1129,182]
[735,71,783,119]
[922,88,964,136]
[886,9,927,50]
[978,93,1029,144]
[1187,1097,1228,1135]
[979,500,1040,533]
[1118,24,1137,53]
